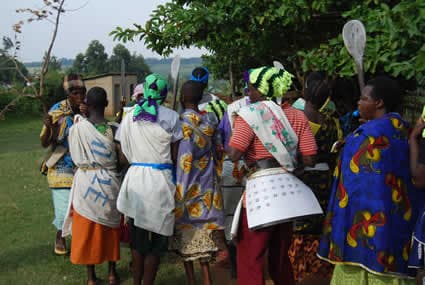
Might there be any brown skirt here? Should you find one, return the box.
[70,210,120,265]
[288,234,334,282]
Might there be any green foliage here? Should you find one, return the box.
[70,41,151,82]
[71,40,108,75]
[301,1,425,89]
[108,44,151,82]
[111,0,424,90]
[47,55,62,72]
[40,70,66,109]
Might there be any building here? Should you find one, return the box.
[84,73,138,116]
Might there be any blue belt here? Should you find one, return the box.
[131,162,173,170]
[131,162,176,183]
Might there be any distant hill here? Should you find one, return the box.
[24,57,202,77]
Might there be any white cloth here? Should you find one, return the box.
[238,101,299,171]
[116,106,183,236]
[244,168,322,230]
[115,105,182,143]
[62,116,121,237]
[227,97,249,131]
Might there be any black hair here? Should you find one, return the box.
[366,76,402,112]
[86,87,107,109]
[304,71,330,109]
[181,81,204,105]
[66,73,86,92]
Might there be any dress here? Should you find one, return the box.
[40,99,75,230]
[318,113,424,282]
[170,109,224,262]
[63,117,121,264]
[116,105,182,237]
[229,101,317,285]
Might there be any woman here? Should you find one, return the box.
[289,72,342,284]
[40,73,86,255]
[228,66,318,285]
[170,80,224,285]
[64,87,121,285]
[318,76,424,284]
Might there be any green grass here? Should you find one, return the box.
[0,115,193,284]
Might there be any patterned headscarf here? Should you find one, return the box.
[63,74,85,92]
[249,66,293,99]
[190,67,209,84]
[133,73,168,122]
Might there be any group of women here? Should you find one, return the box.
[40,67,425,285]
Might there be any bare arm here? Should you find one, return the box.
[410,117,425,187]
[40,115,56,148]
[116,142,129,171]
[228,145,244,162]
[301,155,316,167]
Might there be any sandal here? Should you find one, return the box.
[54,239,67,255]
[108,274,120,285]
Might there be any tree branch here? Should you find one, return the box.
[39,0,65,114]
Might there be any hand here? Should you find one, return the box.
[242,191,246,208]
[43,114,53,128]
[79,103,88,117]
[410,116,425,140]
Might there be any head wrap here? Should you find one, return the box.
[132,83,144,101]
[190,67,209,84]
[249,66,293,99]
[133,73,168,122]
[63,74,85,92]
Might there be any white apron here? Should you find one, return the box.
[62,116,121,237]
[117,109,176,236]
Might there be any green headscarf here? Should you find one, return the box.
[133,73,168,122]
[249,66,293,99]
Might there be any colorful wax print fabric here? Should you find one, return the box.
[318,113,424,278]
[174,110,224,231]
[40,99,75,188]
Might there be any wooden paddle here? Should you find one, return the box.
[273,60,285,104]
[342,20,367,90]
[171,55,181,111]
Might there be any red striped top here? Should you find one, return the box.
[229,102,317,166]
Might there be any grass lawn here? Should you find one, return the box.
[0,115,206,285]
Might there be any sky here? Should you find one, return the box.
[0,0,207,62]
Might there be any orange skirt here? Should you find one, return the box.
[70,210,120,265]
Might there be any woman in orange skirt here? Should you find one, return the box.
[63,87,121,285]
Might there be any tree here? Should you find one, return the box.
[0,0,67,118]
[300,1,425,91]
[128,54,151,82]
[85,40,108,75]
[111,0,425,91]
[108,43,131,71]
[71,52,87,74]
[48,55,62,71]
[74,42,151,82]
[0,37,29,84]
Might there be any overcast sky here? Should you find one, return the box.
[0,0,207,62]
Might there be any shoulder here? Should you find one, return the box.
[49,100,66,112]
[159,105,179,120]
[283,105,308,124]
